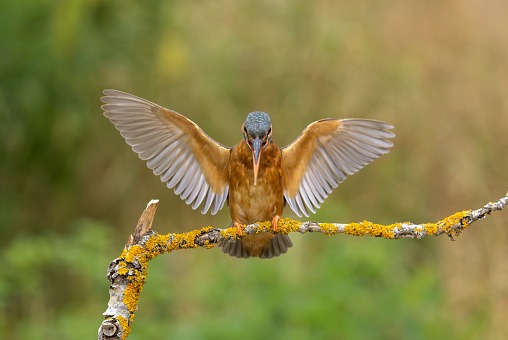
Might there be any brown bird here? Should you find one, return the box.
[101,90,395,258]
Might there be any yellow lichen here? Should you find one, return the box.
[144,234,172,258]
[123,245,148,262]
[421,210,470,236]
[344,221,395,239]
[439,210,470,236]
[221,226,242,239]
[118,244,152,337]
[256,221,272,233]
[320,223,340,236]
[117,261,128,275]
[124,280,144,313]
[423,223,438,235]
[116,315,131,340]
[277,218,301,234]
[344,222,365,236]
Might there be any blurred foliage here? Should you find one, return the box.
[1,0,507,339]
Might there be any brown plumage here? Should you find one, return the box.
[101,90,395,258]
[229,140,284,226]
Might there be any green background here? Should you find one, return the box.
[1,1,507,339]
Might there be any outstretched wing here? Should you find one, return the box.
[101,89,230,215]
[282,118,395,217]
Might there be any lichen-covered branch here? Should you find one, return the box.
[98,192,507,339]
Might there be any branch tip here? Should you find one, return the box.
[128,199,159,246]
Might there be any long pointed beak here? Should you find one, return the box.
[251,136,262,185]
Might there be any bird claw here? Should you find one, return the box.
[271,215,280,233]
[234,222,244,237]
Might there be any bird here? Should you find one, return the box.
[101,90,395,258]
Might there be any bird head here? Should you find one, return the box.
[242,111,272,185]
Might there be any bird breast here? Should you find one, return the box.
[229,141,284,225]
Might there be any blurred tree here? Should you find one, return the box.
[1,0,507,339]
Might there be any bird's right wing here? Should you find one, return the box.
[282,118,395,217]
[101,89,230,214]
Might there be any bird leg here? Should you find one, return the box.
[271,215,280,232]
[234,221,244,237]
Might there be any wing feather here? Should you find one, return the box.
[202,188,215,214]
[102,89,230,214]
[305,171,324,204]
[282,118,394,217]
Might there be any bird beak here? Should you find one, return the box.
[251,136,262,185]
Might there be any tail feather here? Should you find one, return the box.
[218,233,293,259]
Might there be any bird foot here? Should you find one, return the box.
[271,215,280,233]
[234,221,244,237]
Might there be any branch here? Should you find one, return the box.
[98,192,507,339]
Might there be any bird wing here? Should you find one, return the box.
[282,118,395,217]
[101,89,230,215]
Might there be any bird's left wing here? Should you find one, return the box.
[282,118,395,217]
[101,89,230,215]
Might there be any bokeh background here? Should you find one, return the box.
[1,0,507,339]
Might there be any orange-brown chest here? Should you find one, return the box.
[229,141,284,224]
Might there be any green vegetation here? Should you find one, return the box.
[1,1,507,339]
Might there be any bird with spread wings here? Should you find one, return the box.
[102,90,395,258]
